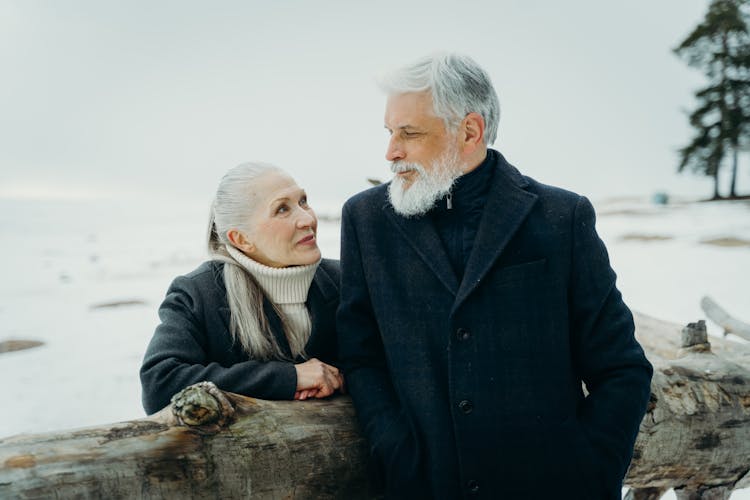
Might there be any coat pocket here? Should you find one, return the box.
[492,258,547,286]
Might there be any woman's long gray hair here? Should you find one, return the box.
[207,162,301,360]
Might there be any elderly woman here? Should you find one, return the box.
[140,163,343,414]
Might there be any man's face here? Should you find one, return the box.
[384,91,465,217]
[384,91,457,190]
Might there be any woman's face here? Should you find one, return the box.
[233,171,321,268]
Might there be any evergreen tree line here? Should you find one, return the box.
[675,0,750,199]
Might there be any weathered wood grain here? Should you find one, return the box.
[0,393,375,499]
[1,312,748,499]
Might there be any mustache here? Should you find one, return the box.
[390,162,424,174]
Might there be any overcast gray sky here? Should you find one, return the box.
[1,0,728,209]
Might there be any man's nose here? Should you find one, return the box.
[385,136,405,162]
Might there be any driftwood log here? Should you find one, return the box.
[625,314,750,500]
[1,312,749,499]
[701,296,750,342]
[0,383,375,499]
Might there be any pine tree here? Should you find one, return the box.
[674,0,750,199]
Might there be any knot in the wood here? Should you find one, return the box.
[680,320,711,352]
[170,381,234,427]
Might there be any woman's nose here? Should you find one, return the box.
[296,208,316,228]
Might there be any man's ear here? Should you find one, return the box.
[460,112,486,154]
[226,229,255,254]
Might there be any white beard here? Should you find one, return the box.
[387,144,464,218]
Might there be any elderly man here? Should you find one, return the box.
[337,53,653,499]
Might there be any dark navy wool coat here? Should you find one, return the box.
[140,259,340,415]
[337,151,653,499]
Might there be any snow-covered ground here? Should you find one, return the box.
[0,195,748,498]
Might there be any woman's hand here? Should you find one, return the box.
[294,358,345,400]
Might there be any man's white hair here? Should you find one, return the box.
[378,52,501,144]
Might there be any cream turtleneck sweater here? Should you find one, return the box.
[226,245,320,356]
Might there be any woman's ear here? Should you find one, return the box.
[226,229,255,254]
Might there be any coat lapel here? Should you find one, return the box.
[452,158,538,313]
[308,262,339,306]
[384,203,459,296]
[306,262,338,343]
[215,266,234,340]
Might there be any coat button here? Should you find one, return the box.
[456,328,471,341]
[467,479,479,494]
[458,399,473,414]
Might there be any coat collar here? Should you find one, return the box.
[217,262,337,360]
[383,150,538,309]
[308,261,339,305]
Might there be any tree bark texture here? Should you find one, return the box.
[1,312,748,499]
[627,314,750,497]
[0,390,376,499]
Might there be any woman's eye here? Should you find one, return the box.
[276,204,289,214]
[299,196,308,207]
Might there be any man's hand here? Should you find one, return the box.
[293,358,345,400]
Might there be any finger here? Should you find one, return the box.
[316,381,334,398]
[332,372,343,390]
[323,371,340,392]
[326,364,340,378]
[321,368,341,390]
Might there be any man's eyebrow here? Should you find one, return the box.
[384,124,420,130]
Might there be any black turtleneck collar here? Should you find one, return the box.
[434,148,496,215]
[430,149,497,278]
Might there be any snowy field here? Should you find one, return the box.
[0,195,748,498]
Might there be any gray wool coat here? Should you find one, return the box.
[140,259,340,415]
[337,150,653,500]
